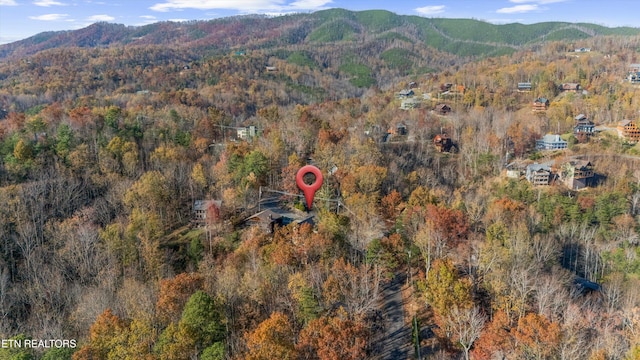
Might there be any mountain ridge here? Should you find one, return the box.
[1,8,639,61]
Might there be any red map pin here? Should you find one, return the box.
[296,165,323,210]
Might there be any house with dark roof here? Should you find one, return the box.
[433,134,453,152]
[245,209,283,233]
[573,114,595,142]
[397,89,414,98]
[560,159,595,190]
[525,163,553,186]
[532,97,549,112]
[440,83,453,92]
[560,83,581,92]
[244,207,315,234]
[628,72,640,84]
[536,134,568,150]
[434,103,452,115]
[518,82,532,92]
[389,122,407,136]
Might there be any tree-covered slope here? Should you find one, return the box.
[2,8,639,61]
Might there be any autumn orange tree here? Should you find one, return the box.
[297,310,370,360]
[471,310,515,360]
[380,189,403,221]
[73,309,127,360]
[244,311,297,360]
[512,312,562,360]
[156,272,203,323]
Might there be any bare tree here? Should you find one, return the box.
[445,306,486,360]
[534,269,570,321]
[602,272,625,314]
[532,233,560,269]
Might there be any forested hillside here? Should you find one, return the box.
[1,8,640,360]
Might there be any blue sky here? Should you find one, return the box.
[0,0,638,45]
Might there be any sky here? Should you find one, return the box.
[0,0,638,45]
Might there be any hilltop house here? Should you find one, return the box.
[575,47,591,53]
[536,134,568,150]
[193,200,222,226]
[505,161,527,179]
[434,103,452,115]
[532,97,549,112]
[433,134,453,152]
[518,82,532,92]
[244,208,314,234]
[440,83,453,92]
[560,83,581,92]
[618,120,640,142]
[389,122,407,136]
[573,114,595,142]
[560,159,594,190]
[245,209,282,233]
[397,89,414,98]
[526,163,553,186]
[237,125,258,140]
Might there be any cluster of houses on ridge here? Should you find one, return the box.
[527,114,640,190]
[535,113,597,149]
[392,75,640,154]
[396,83,455,113]
[535,115,640,151]
[507,157,596,190]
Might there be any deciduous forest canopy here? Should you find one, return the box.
[1,8,640,360]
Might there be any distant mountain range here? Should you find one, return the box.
[2,9,638,61]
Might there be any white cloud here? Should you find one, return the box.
[497,0,569,15]
[415,5,445,16]
[0,0,17,5]
[289,0,331,9]
[29,13,69,20]
[86,14,115,21]
[34,0,67,6]
[140,15,156,19]
[149,0,329,13]
[496,4,539,13]
[151,0,282,12]
[168,18,189,22]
